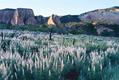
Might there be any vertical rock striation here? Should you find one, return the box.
[11,8,37,25]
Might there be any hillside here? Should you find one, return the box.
[80,6,119,24]
[79,6,119,36]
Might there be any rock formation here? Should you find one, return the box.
[0,7,119,26]
[47,14,63,27]
[11,8,37,25]
[0,8,38,26]
[0,9,15,24]
[0,7,119,36]
[47,15,56,26]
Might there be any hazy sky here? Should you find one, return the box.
[0,0,119,16]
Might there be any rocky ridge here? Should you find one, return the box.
[0,7,119,36]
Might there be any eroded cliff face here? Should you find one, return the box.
[11,8,37,25]
[0,8,38,26]
[11,9,24,25]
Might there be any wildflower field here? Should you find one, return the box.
[0,30,119,80]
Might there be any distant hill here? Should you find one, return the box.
[79,6,119,36]
[80,6,119,24]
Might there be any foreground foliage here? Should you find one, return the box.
[0,30,119,80]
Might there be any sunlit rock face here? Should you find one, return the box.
[11,8,37,25]
[47,15,55,25]
[47,14,63,28]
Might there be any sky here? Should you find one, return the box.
[0,0,119,16]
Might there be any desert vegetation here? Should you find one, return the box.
[0,30,118,80]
